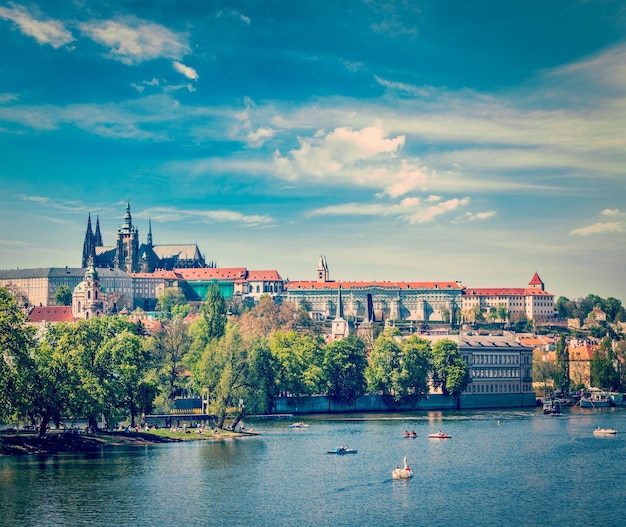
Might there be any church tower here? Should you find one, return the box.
[114,201,140,272]
[331,284,350,340]
[317,254,329,282]
[72,257,105,319]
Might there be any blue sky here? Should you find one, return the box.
[1,0,625,303]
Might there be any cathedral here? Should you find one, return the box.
[81,202,210,272]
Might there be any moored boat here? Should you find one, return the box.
[580,391,613,408]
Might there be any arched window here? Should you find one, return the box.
[95,291,98,300]
[88,290,91,299]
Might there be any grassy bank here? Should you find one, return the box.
[0,427,250,457]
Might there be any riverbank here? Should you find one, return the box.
[0,428,250,457]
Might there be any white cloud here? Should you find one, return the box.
[569,222,625,236]
[140,206,273,227]
[274,125,405,179]
[0,3,74,48]
[0,93,19,104]
[407,197,470,224]
[216,10,251,25]
[172,61,198,80]
[80,18,189,65]
[458,210,497,222]
[601,208,620,216]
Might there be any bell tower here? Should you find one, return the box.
[114,201,140,272]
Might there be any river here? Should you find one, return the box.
[1,406,624,527]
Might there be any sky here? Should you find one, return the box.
[0,0,625,303]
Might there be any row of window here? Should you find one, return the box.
[472,354,521,365]
[472,369,520,379]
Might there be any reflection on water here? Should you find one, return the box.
[1,407,624,527]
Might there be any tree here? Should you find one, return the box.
[238,296,299,338]
[431,339,470,408]
[100,330,154,426]
[54,285,72,306]
[554,334,570,393]
[156,288,188,318]
[196,324,252,429]
[270,331,324,396]
[0,287,35,423]
[365,329,401,401]
[532,351,556,397]
[321,335,367,404]
[590,337,619,390]
[149,316,192,400]
[201,282,227,342]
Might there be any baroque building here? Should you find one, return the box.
[81,202,209,273]
[284,256,462,324]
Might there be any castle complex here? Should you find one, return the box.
[0,204,555,327]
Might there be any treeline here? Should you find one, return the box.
[555,294,625,323]
[0,286,469,436]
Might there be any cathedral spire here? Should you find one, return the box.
[334,284,344,320]
[147,217,153,246]
[81,213,95,268]
[94,215,103,246]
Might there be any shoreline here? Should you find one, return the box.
[0,428,252,457]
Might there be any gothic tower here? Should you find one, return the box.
[81,213,95,268]
[94,216,103,247]
[317,254,329,282]
[331,284,349,340]
[114,201,140,272]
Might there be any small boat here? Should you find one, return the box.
[403,430,417,438]
[288,422,309,429]
[543,399,562,415]
[392,457,413,479]
[327,446,357,454]
[593,427,617,436]
[428,431,451,439]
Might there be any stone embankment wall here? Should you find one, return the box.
[272,393,537,414]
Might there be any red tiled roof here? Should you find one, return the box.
[29,306,74,323]
[174,267,247,280]
[569,344,597,361]
[247,270,283,281]
[463,287,551,297]
[130,271,182,279]
[285,281,462,290]
[528,272,543,286]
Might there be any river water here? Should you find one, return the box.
[1,407,624,527]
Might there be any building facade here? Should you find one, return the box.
[461,272,555,322]
[284,256,462,324]
[423,335,535,405]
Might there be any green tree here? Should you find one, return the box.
[101,330,154,426]
[365,329,431,406]
[156,288,188,318]
[532,351,556,398]
[554,334,570,393]
[201,282,227,341]
[54,285,72,306]
[197,324,251,429]
[590,337,619,390]
[270,331,324,396]
[431,338,470,408]
[0,287,35,423]
[149,317,192,400]
[321,335,367,404]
